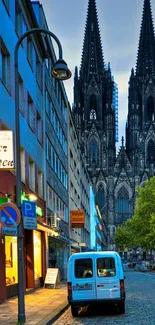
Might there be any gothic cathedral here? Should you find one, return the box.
[73,0,155,249]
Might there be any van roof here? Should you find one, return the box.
[70,251,120,258]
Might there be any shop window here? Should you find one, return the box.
[5,237,18,286]
[33,230,42,280]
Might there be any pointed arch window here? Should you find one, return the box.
[89,94,97,120]
[96,185,104,212]
[90,109,96,120]
[116,186,130,224]
[147,139,155,164]
[147,96,154,121]
[89,139,98,164]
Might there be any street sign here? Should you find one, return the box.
[2,226,17,236]
[0,202,21,227]
[22,200,37,230]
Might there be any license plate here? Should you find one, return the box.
[73,283,92,291]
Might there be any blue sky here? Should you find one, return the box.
[41,0,155,149]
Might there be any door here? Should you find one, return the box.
[95,255,120,299]
[72,257,96,301]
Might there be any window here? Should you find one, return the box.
[3,0,9,12]
[28,94,34,130]
[29,158,35,191]
[33,231,42,280]
[75,259,93,278]
[20,148,25,183]
[36,56,42,88]
[1,41,10,91]
[97,258,116,277]
[38,170,43,198]
[147,139,155,164]
[37,113,42,144]
[27,36,33,68]
[89,139,98,164]
[15,1,22,36]
[96,185,104,212]
[116,187,130,224]
[19,75,24,114]
[147,96,154,121]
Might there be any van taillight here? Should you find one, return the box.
[120,279,125,292]
[67,282,72,296]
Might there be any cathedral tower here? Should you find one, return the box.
[73,0,117,241]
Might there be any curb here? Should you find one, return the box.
[44,302,69,325]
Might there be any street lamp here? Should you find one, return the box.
[14,28,71,324]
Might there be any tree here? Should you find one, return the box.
[115,176,155,250]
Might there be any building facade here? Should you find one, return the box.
[68,104,91,253]
[73,0,155,248]
[0,0,70,302]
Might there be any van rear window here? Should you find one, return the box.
[75,258,93,278]
[97,257,116,277]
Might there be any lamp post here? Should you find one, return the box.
[14,28,71,323]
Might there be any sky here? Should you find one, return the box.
[40,0,155,149]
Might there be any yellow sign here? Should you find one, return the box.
[70,210,85,228]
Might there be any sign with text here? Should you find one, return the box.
[22,201,37,230]
[44,268,60,288]
[0,131,14,170]
[70,210,85,228]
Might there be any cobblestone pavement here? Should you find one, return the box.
[53,271,155,325]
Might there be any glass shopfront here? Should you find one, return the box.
[5,236,18,286]
[33,230,42,281]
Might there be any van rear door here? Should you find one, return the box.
[95,254,120,300]
[72,257,96,301]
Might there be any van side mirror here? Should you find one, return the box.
[124,276,126,279]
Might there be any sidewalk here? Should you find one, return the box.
[0,284,69,325]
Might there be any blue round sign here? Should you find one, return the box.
[0,203,21,227]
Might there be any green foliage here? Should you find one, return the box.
[114,176,155,250]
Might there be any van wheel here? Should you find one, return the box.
[71,306,79,317]
[118,302,125,314]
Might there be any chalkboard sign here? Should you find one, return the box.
[44,268,60,288]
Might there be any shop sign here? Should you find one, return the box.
[70,210,85,228]
[0,131,14,170]
[22,200,37,230]
[44,268,60,288]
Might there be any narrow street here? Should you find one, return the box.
[53,270,155,325]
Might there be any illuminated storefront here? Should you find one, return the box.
[33,230,43,288]
[5,236,18,286]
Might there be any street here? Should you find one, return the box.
[53,270,155,325]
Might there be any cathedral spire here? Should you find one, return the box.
[136,0,155,77]
[80,0,104,79]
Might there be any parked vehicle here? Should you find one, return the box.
[67,251,126,317]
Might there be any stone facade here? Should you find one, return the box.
[73,0,155,248]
